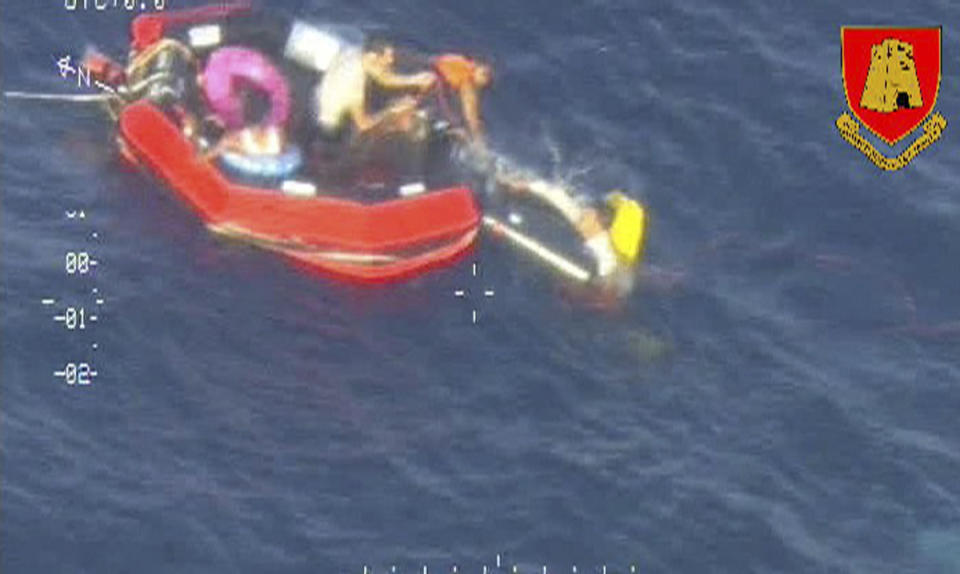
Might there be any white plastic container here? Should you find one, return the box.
[398,182,427,197]
[284,21,343,72]
[188,25,223,49]
[281,179,318,198]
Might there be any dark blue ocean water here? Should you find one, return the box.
[3,1,960,573]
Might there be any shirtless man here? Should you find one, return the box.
[316,41,436,137]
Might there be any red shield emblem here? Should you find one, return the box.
[842,27,941,145]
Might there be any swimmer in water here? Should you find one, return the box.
[497,171,645,291]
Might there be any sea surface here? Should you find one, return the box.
[2,1,960,573]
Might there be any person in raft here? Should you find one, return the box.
[431,53,493,151]
[316,40,437,139]
[200,46,293,159]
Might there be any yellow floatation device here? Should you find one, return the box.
[605,191,646,265]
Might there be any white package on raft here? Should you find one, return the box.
[188,25,223,49]
[284,21,343,72]
[281,179,318,198]
[398,182,426,197]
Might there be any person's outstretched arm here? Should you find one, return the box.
[366,62,435,91]
[459,85,485,146]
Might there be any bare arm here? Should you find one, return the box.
[201,130,239,161]
[459,85,485,145]
[365,57,435,91]
[348,99,376,133]
[351,96,418,135]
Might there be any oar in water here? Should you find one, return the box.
[483,215,592,283]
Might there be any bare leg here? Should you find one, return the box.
[357,97,419,140]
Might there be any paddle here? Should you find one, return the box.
[483,215,592,283]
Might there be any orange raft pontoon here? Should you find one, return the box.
[118,102,480,283]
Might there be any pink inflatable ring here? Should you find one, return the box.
[202,47,290,130]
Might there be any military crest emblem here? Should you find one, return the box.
[836,27,946,170]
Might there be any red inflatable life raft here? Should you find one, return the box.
[107,5,481,284]
[118,103,479,283]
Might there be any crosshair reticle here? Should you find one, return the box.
[454,262,495,324]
